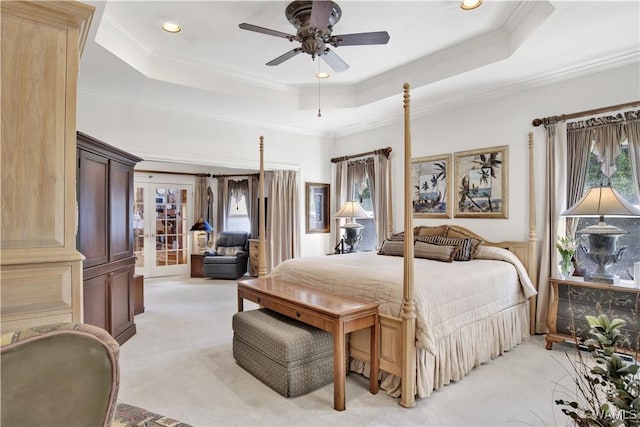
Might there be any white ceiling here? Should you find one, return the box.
[79,1,640,139]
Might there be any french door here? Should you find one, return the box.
[133,181,192,277]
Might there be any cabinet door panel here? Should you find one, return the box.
[83,275,108,330]
[78,150,109,268]
[110,266,134,338]
[110,160,134,261]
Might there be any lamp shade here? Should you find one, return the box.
[561,186,640,218]
[190,218,213,232]
[334,201,370,219]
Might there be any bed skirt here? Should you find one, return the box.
[350,301,530,399]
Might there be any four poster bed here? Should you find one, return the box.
[253,83,538,408]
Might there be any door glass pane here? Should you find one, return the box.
[133,186,145,268]
[155,187,188,267]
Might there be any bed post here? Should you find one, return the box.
[527,132,538,335]
[400,83,417,408]
[258,136,267,278]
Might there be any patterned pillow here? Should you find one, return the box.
[415,235,473,261]
[218,245,245,256]
[436,236,473,261]
[414,225,449,237]
[377,240,404,257]
[445,228,483,257]
[414,241,457,262]
[388,232,405,241]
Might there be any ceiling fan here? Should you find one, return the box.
[239,0,390,72]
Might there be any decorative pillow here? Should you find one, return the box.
[435,236,474,261]
[414,225,449,237]
[217,245,245,256]
[388,232,404,241]
[415,235,473,261]
[414,241,457,262]
[377,240,404,257]
[445,227,483,257]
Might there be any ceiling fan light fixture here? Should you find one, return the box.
[460,0,482,10]
[162,22,182,33]
[315,71,330,79]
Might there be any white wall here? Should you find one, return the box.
[77,92,334,257]
[332,63,640,243]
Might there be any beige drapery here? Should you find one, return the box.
[216,178,227,235]
[372,153,391,247]
[333,161,348,246]
[535,122,567,334]
[565,126,591,236]
[266,170,300,272]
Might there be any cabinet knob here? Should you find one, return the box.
[257,297,261,303]
[295,311,301,318]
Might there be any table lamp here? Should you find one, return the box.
[561,185,640,284]
[334,200,370,253]
[190,218,214,253]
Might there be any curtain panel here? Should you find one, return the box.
[624,111,640,202]
[266,170,300,272]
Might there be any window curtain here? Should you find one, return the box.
[535,122,568,334]
[216,178,228,235]
[193,176,208,221]
[249,175,260,239]
[372,152,391,248]
[624,111,640,202]
[565,125,591,236]
[333,160,348,246]
[227,179,249,227]
[266,170,300,272]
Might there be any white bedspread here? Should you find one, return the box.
[269,247,537,355]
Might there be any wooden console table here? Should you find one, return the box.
[237,277,379,411]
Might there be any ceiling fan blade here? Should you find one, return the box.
[239,23,295,40]
[309,1,334,32]
[266,48,302,66]
[331,31,390,46]
[321,49,349,72]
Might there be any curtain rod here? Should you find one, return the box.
[135,169,210,177]
[211,173,259,178]
[330,146,392,163]
[531,100,640,127]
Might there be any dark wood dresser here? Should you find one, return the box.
[77,132,142,345]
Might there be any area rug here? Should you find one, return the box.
[113,402,193,427]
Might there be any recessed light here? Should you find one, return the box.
[315,72,330,79]
[162,22,182,33]
[460,0,482,10]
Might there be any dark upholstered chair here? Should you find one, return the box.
[1,323,120,427]
[203,231,250,279]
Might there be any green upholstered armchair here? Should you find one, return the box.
[1,323,120,427]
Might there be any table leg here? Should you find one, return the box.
[237,294,244,312]
[333,321,346,411]
[370,314,379,394]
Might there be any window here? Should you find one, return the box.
[351,175,376,252]
[226,192,251,233]
[575,142,639,280]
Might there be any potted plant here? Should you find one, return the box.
[555,314,640,426]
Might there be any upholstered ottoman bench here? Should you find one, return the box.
[232,308,333,397]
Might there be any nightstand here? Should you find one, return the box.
[546,277,640,354]
[191,254,205,278]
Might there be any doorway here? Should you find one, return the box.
[133,181,193,277]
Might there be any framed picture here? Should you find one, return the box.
[454,145,508,218]
[305,182,330,233]
[411,154,451,218]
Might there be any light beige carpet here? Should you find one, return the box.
[117,276,576,427]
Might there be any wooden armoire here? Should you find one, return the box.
[1,1,94,332]
[77,132,142,344]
